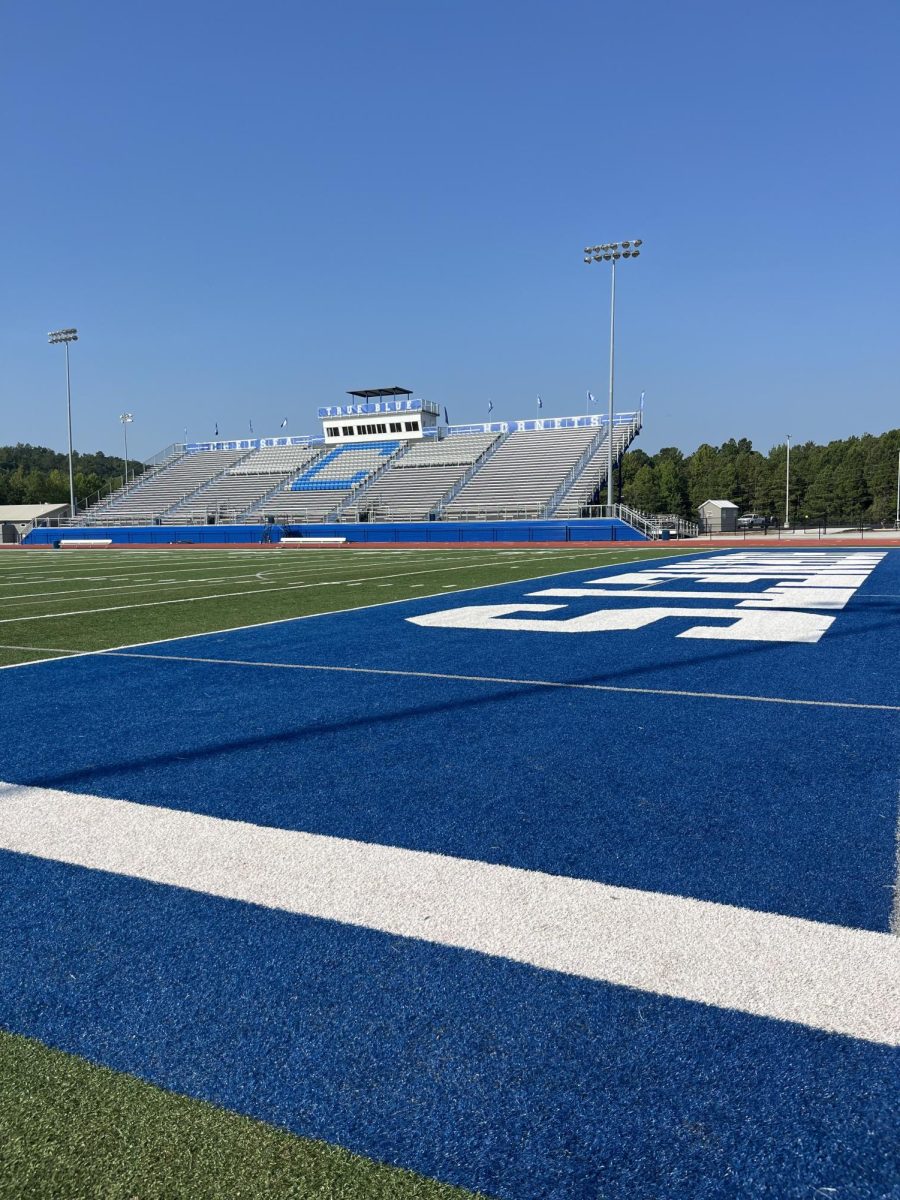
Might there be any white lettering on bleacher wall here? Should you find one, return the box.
[407,553,885,644]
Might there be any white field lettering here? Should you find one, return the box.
[407,552,886,644]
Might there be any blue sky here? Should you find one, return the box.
[3,0,898,461]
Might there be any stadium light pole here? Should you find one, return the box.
[48,328,79,516]
[120,412,133,488]
[784,434,792,529]
[583,240,642,509]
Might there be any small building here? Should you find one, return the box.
[697,499,738,534]
[0,503,70,543]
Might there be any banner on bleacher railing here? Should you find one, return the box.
[185,435,318,454]
[445,413,639,437]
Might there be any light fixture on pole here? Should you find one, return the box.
[784,434,792,529]
[120,413,134,488]
[48,328,79,516]
[582,241,643,508]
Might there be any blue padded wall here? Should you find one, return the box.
[24,519,647,546]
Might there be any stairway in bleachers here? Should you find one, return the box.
[550,416,642,518]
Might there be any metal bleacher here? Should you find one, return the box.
[74,410,643,527]
[442,426,599,520]
[339,433,499,521]
[165,445,322,523]
[254,441,403,521]
[550,416,643,518]
[82,448,245,524]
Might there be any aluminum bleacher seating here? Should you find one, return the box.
[166,445,321,523]
[551,422,637,518]
[255,441,401,521]
[340,433,498,520]
[443,426,598,519]
[82,448,246,524]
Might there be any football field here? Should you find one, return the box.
[0,545,898,1198]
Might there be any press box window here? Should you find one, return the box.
[342,426,354,436]
[404,421,419,432]
[389,422,402,432]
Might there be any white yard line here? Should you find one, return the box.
[106,652,900,712]
[0,548,713,672]
[0,548,701,634]
[0,781,896,1045]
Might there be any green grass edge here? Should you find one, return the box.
[0,1029,488,1200]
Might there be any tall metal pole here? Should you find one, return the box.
[49,329,79,516]
[607,258,616,510]
[784,434,791,528]
[123,420,130,487]
[584,241,640,511]
[64,341,75,516]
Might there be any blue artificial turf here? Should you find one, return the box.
[0,551,897,930]
[1,849,898,1200]
[1,548,898,1198]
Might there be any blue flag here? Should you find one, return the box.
[280,418,288,429]
[488,400,493,414]
[444,406,450,425]
[587,391,595,405]
[214,423,219,438]
[249,419,254,434]
[536,395,543,410]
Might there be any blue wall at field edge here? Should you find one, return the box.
[23,519,647,547]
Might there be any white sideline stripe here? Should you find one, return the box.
[0,781,897,1046]
[0,548,712,672]
[106,651,900,712]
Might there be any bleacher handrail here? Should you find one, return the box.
[543,423,610,518]
[432,430,510,517]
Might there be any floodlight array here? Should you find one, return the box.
[583,240,643,264]
[48,328,78,344]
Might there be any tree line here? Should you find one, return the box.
[1,429,898,524]
[0,443,143,508]
[618,428,900,525]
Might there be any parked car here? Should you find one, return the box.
[737,513,771,530]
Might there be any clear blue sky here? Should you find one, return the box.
[3,0,898,461]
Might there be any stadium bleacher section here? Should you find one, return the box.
[340,432,499,521]
[165,445,322,523]
[255,441,403,521]
[443,426,600,519]
[83,448,246,525]
[551,417,641,519]
[70,411,642,527]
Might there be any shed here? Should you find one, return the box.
[697,499,738,534]
[0,503,70,543]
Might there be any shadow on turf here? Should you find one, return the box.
[20,607,899,795]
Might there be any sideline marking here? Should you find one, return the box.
[0,781,897,1046]
[105,652,900,712]
[0,548,713,671]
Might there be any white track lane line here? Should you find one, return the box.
[0,781,896,1046]
[106,652,900,712]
